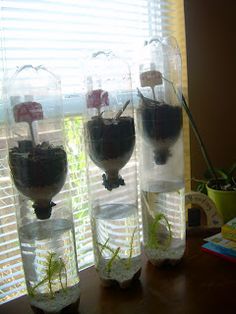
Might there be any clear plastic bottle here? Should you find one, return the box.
[137,37,186,266]
[3,65,80,313]
[84,51,141,288]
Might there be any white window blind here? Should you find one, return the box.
[0,0,188,304]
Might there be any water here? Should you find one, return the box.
[141,182,186,264]
[91,203,141,284]
[19,218,80,313]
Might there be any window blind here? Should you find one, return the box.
[0,0,188,304]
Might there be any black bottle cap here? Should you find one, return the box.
[33,201,56,220]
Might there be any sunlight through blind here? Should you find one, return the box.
[0,0,188,304]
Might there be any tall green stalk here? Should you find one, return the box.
[162,76,219,184]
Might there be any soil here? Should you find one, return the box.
[86,116,135,190]
[139,100,182,164]
[208,179,236,191]
[9,141,67,219]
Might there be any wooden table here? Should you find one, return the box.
[1,232,236,314]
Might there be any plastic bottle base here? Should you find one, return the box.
[30,297,80,314]
[99,268,141,289]
[149,257,183,267]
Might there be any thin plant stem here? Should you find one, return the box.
[162,76,219,184]
[126,227,137,269]
[59,259,67,292]
[181,93,218,183]
[97,240,121,259]
[114,99,130,120]
[148,213,172,249]
[29,277,48,297]
[151,86,156,100]
[47,253,54,298]
[28,122,36,147]
[106,247,120,275]
[59,270,64,291]
[98,238,110,257]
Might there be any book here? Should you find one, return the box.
[204,233,236,257]
[221,217,236,242]
[202,242,236,263]
[202,218,236,263]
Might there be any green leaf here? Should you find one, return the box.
[228,163,236,177]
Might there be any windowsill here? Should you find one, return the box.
[1,231,235,314]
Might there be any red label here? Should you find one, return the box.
[86,89,109,109]
[13,102,43,123]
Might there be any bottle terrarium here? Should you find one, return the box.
[84,51,141,288]
[4,65,80,313]
[137,37,186,266]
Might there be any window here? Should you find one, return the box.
[0,0,189,303]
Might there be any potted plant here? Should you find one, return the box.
[194,165,236,223]
[179,92,236,223]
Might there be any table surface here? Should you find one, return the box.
[1,231,236,314]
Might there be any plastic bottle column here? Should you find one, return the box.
[137,37,186,266]
[3,65,80,313]
[84,51,142,288]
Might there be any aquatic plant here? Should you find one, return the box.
[148,213,172,250]
[29,252,67,298]
[96,227,138,275]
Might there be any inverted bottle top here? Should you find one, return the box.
[4,64,63,120]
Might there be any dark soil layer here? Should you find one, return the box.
[86,116,135,164]
[208,179,236,191]
[86,116,135,190]
[31,297,80,314]
[9,141,67,189]
[9,141,67,219]
[86,117,135,191]
[140,101,182,164]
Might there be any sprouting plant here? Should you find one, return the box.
[97,238,121,260]
[28,252,67,298]
[105,247,121,275]
[148,213,172,250]
[96,239,121,276]
[125,227,137,270]
[96,228,137,276]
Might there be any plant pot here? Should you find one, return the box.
[206,182,236,223]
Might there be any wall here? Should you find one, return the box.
[184,0,236,183]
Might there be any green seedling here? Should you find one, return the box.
[97,238,121,276]
[105,247,121,275]
[29,252,67,298]
[96,227,138,276]
[125,227,137,269]
[148,213,172,250]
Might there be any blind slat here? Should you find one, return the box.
[0,0,187,305]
